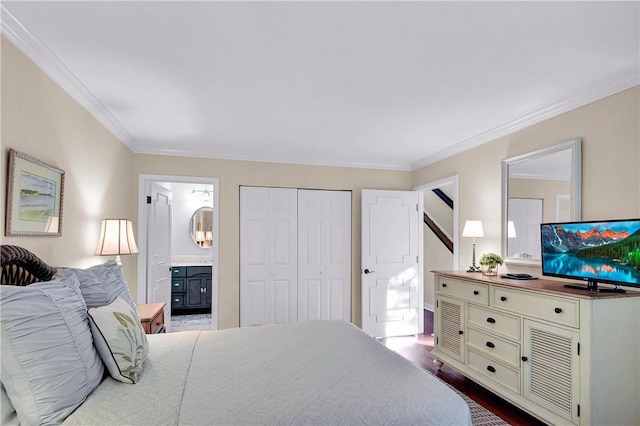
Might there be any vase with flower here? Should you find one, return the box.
[479,253,503,276]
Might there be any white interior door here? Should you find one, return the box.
[240,187,298,326]
[298,190,351,322]
[147,183,172,330]
[361,189,423,338]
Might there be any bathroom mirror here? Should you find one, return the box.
[501,138,581,265]
[190,207,214,248]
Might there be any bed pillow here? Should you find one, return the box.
[88,297,149,384]
[55,260,135,309]
[0,280,104,425]
[0,383,18,426]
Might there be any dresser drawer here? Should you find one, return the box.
[149,310,165,334]
[437,277,489,305]
[467,304,520,341]
[172,278,185,292]
[171,266,187,278]
[491,287,579,328]
[466,326,520,368]
[467,349,520,394]
[171,294,185,309]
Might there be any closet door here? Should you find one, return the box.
[240,187,298,327]
[298,190,351,322]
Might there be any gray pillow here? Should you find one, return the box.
[0,279,104,425]
[55,260,135,309]
[0,383,18,426]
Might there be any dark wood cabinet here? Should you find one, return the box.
[171,266,212,314]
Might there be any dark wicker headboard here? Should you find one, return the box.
[1,245,57,286]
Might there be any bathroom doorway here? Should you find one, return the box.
[137,174,220,331]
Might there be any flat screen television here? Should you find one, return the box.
[540,218,640,292]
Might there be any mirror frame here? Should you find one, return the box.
[189,206,214,249]
[501,137,582,265]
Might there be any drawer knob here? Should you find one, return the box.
[442,283,447,288]
[487,365,496,373]
[554,307,563,314]
[486,317,496,324]
[521,356,529,362]
[486,341,495,348]
[473,290,479,295]
[458,330,464,335]
[500,296,507,302]
[174,283,180,287]
[173,298,180,302]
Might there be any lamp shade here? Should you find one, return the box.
[95,219,139,256]
[462,220,484,238]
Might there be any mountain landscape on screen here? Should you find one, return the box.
[541,220,640,285]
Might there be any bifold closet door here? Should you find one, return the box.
[240,187,298,327]
[297,190,351,322]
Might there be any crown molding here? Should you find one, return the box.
[0,5,409,171]
[410,72,639,171]
[1,5,136,148]
[134,145,412,171]
[3,4,637,172]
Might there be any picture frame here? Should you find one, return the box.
[5,149,65,236]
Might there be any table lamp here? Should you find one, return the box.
[95,218,139,267]
[462,220,484,272]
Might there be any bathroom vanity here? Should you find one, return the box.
[170,264,212,314]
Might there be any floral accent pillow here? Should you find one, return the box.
[88,297,149,384]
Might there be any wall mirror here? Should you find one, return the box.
[190,207,214,248]
[501,138,581,265]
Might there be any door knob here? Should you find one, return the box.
[363,269,375,274]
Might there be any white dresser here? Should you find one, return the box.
[432,271,640,425]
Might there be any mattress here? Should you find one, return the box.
[64,320,471,425]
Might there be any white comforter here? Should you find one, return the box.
[64,320,471,425]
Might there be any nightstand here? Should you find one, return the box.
[136,303,166,334]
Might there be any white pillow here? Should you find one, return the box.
[0,279,104,425]
[55,260,135,309]
[88,297,149,384]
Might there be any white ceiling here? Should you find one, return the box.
[2,1,639,171]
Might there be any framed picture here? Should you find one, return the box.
[5,149,65,236]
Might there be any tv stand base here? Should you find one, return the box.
[563,282,626,293]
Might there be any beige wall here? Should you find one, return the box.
[0,37,137,283]
[413,86,640,275]
[4,32,639,331]
[132,155,411,329]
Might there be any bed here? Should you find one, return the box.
[0,245,472,425]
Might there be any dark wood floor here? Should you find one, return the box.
[378,310,547,426]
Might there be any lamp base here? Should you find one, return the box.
[467,265,482,273]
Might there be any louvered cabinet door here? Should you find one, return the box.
[435,296,465,363]
[523,319,580,424]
